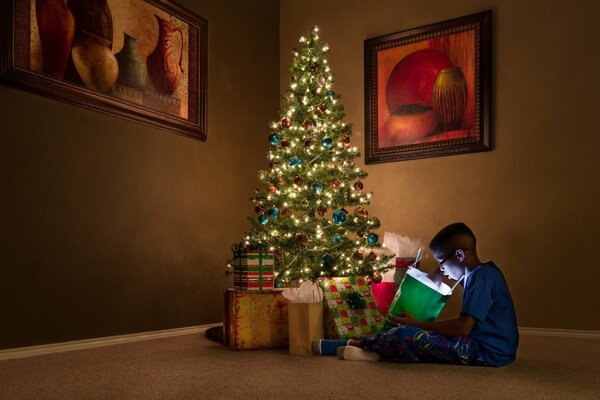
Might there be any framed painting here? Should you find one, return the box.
[364,11,491,163]
[0,0,207,140]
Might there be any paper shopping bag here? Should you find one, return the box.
[288,302,324,356]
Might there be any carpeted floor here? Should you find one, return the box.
[1,331,599,400]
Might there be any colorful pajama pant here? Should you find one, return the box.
[359,325,487,365]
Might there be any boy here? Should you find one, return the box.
[336,222,519,366]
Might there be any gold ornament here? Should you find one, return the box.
[372,272,383,284]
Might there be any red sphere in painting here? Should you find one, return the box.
[386,49,453,114]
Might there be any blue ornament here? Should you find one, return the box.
[267,207,279,218]
[258,215,269,225]
[332,209,347,224]
[327,90,335,99]
[268,133,280,145]
[275,281,284,288]
[321,137,333,148]
[288,157,302,167]
[320,254,333,267]
[331,235,343,244]
[367,233,379,246]
[310,182,323,193]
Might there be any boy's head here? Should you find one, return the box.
[429,223,480,279]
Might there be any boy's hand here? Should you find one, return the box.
[387,311,417,327]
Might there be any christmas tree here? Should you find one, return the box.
[237,26,389,284]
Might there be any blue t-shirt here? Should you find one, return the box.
[461,262,519,366]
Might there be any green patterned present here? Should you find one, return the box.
[231,243,274,291]
[320,276,384,339]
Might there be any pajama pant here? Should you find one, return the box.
[358,325,487,365]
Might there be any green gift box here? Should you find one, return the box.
[320,276,384,339]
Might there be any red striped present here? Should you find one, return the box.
[232,244,275,291]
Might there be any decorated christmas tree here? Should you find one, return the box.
[234,26,389,285]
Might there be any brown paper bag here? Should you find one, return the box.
[288,302,324,356]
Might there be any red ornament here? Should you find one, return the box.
[297,233,309,245]
[274,248,284,259]
[280,208,292,219]
[280,140,290,148]
[281,117,291,127]
[368,251,377,261]
[331,179,341,190]
[255,205,265,215]
[341,136,350,148]
[354,207,368,219]
[353,181,364,191]
[352,251,364,261]
[268,185,277,194]
[276,177,286,187]
[294,176,304,186]
[317,205,327,216]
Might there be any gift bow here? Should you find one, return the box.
[341,291,366,310]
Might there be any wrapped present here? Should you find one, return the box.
[320,276,384,339]
[223,288,289,350]
[231,243,274,291]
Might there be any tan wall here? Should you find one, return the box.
[280,0,600,330]
[0,0,279,349]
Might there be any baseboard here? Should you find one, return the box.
[0,323,222,361]
[519,327,600,339]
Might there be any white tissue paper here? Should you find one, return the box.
[383,232,423,258]
[282,281,324,303]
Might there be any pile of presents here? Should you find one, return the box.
[224,245,389,354]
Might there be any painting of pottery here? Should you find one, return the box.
[364,11,491,163]
[1,0,206,140]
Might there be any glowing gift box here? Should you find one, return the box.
[382,267,453,330]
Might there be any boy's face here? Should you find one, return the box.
[433,248,466,281]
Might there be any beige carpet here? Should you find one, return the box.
[1,331,599,400]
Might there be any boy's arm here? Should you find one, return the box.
[388,312,476,337]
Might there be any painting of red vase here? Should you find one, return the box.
[364,11,492,163]
[1,0,207,140]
